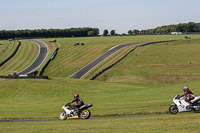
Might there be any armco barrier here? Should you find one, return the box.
[0,41,21,67]
[90,40,176,80]
[39,47,59,76]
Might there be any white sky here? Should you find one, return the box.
[0,0,200,34]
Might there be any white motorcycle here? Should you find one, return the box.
[169,94,200,114]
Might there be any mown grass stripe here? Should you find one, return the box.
[0,41,16,63]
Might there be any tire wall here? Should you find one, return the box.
[39,47,59,76]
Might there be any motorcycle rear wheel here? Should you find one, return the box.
[59,111,67,120]
[80,110,91,119]
[193,103,200,113]
[169,104,178,114]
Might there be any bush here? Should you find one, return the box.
[88,31,96,37]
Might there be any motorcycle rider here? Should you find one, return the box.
[178,86,195,103]
[65,94,84,116]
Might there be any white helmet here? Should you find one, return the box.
[183,86,189,92]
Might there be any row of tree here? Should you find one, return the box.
[103,29,116,36]
[128,22,200,35]
[1,22,200,39]
[0,27,99,39]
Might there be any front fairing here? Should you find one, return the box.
[173,96,191,112]
[62,105,76,115]
[62,105,69,110]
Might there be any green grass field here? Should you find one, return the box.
[0,40,57,76]
[1,35,200,132]
[0,40,39,75]
[96,38,200,84]
[42,35,196,77]
[1,114,200,133]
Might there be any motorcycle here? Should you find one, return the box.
[59,103,93,120]
[169,94,200,114]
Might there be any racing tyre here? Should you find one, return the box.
[193,103,200,113]
[80,110,91,119]
[169,104,178,114]
[59,111,67,120]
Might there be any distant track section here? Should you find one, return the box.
[18,40,48,75]
[90,40,176,80]
[70,43,143,79]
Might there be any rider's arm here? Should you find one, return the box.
[65,99,76,106]
[178,94,185,99]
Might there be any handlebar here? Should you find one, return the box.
[175,94,180,99]
[65,103,70,106]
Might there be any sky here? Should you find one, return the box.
[0,0,200,34]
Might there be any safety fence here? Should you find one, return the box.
[90,40,176,80]
[0,41,21,67]
[39,47,59,76]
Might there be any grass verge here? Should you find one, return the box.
[1,114,200,133]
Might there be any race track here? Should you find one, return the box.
[70,42,143,79]
[18,40,48,75]
[0,114,168,122]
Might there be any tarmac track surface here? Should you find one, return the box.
[69,42,144,79]
[0,114,168,122]
[18,40,48,75]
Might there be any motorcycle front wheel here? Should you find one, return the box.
[169,104,178,114]
[80,110,91,119]
[59,111,67,120]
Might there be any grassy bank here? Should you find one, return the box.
[1,77,200,120]
[1,113,200,133]
[0,40,39,75]
[42,35,199,77]
[0,40,16,64]
[96,38,200,84]
[0,40,57,76]
[1,35,200,132]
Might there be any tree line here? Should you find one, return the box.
[103,29,116,36]
[127,22,200,35]
[0,27,99,40]
[1,22,200,39]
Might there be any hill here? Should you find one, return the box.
[1,35,200,132]
[0,40,39,75]
[96,38,200,84]
[42,35,194,78]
